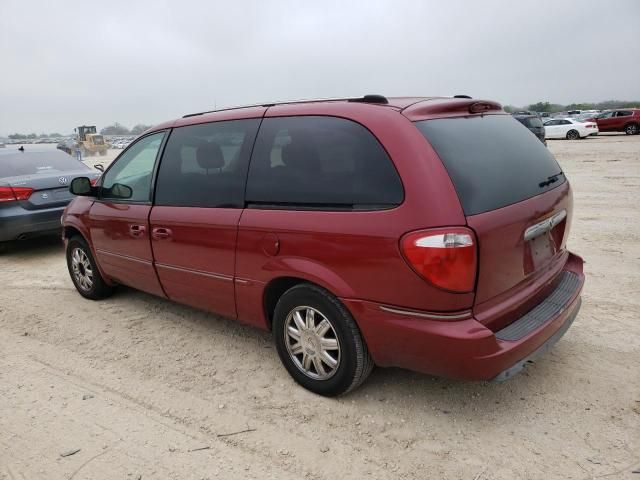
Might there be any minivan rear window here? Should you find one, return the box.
[415,114,564,216]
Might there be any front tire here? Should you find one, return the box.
[273,283,373,396]
[566,129,580,140]
[66,236,114,300]
[624,123,638,135]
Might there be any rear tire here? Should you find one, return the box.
[624,123,638,135]
[273,283,374,396]
[66,236,114,300]
[566,129,580,140]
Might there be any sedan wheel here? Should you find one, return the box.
[566,129,580,140]
[625,123,638,135]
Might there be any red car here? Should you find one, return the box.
[587,109,640,135]
[63,95,584,396]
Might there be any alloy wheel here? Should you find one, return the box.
[284,306,341,380]
[71,247,94,291]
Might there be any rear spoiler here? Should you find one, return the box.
[402,98,504,121]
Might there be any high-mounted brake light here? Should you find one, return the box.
[401,227,477,292]
[0,186,34,203]
[469,102,499,114]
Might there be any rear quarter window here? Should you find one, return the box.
[245,116,403,210]
[415,114,564,215]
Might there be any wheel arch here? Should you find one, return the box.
[262,272,354,331]
[63,223,115,287]
[63,225,86,241]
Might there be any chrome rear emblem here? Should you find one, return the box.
[58,177,68,185]
[41,193,49,199]
[524,210,567,241]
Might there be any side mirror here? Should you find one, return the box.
[69,177,94,196]
[94,163,104,172]
[110,182,133,199]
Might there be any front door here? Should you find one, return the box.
[89,131,166,296]
[596,111,616,131]
[544,119,564,139]
[149,116,262,319]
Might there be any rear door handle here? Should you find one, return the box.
[152,227,172,240]
[129,224,146,237]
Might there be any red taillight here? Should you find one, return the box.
[12,187,34,201]
[0,186,33,203]
[400,228,477,293]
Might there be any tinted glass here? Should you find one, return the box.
[246,116,403,209]
[415,114,564,216]
[526,117,544,128]
[101,132,164,202]
[155,119,260,208]
[0,150,91,178]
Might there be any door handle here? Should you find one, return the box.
[152,227,172,240]
[129,224,146,237]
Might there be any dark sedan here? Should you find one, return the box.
[0,147,101,251]
[513,114,547,145]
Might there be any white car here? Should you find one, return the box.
[543,118,599,140]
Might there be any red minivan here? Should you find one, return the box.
[63,95,584,396]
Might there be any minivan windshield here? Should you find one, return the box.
[415,114,564,216]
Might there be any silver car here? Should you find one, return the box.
[0,147,101,252]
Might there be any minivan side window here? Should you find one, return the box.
[101,131,165,202]
[245,116,403,209]
[154,119,261,208]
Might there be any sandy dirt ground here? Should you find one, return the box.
[1,135,639,480]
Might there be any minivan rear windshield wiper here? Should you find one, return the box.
[539,171,564,188]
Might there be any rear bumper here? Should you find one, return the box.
[0,204,66,242]
[343,252,584,381]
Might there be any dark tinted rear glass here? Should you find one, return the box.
[155,119,260,208]
[246,116,403,209]
[0,149,90,178]
[415,114,564,215]
[525,117,543,128]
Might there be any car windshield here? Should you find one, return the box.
[0,150,90,178]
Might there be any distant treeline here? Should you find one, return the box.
[100,123,152,136]
[8,132,65,139]
[504,100,640,113]
[6,122,153,140]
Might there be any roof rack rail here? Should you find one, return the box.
[182,95,390,118]
[348,94,389,105]
[453,94,472,99]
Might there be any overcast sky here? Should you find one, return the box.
[1,0,639,135]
